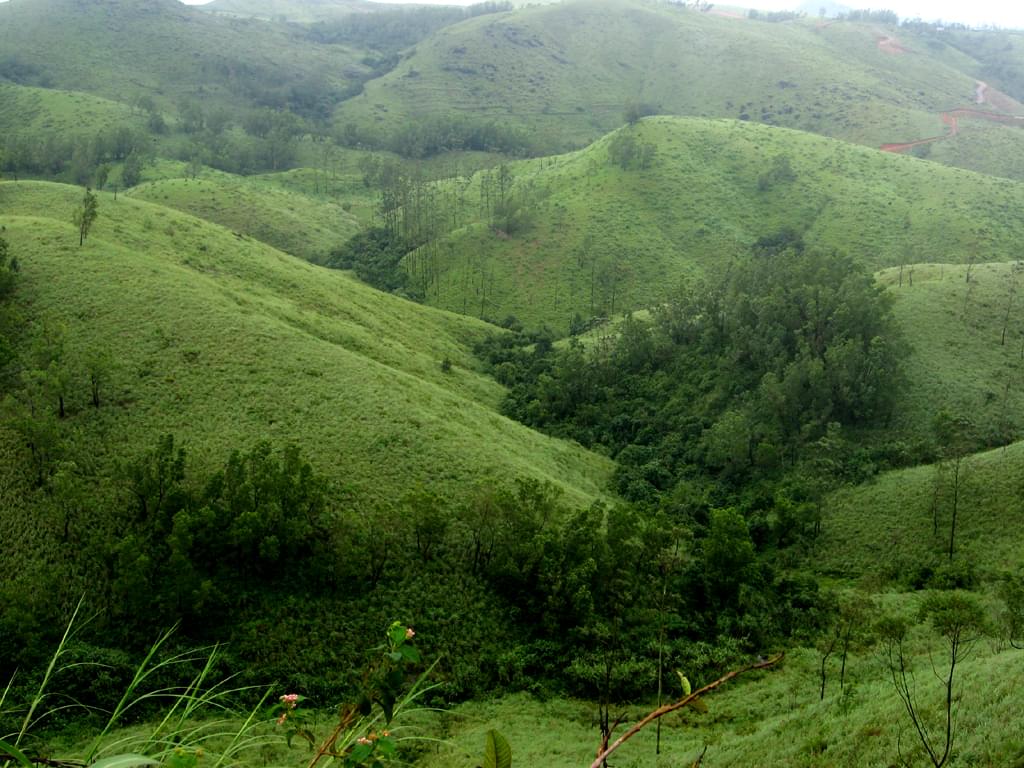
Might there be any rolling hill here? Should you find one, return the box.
[333,0,1002,156]
[0,180,611,534]
[406,116,1024,332]
[0,0,370,112]
[201,0,381,22]
[0,81,147,139]
[126,174,362,263]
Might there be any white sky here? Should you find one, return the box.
[176,0,1024,30]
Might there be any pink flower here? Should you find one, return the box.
[357,737,372,746]
[280,693,299,708]
[405,627,415,640]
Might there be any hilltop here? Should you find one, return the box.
[334,0,1002,156]
[201,0,380,22]
[406,117,1024,332]
[0,0,370,113]
[126,174,362,263]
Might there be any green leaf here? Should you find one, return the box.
[90,754,162,768]
[0,738,32,768]
[376,736,396,757]
[483,729,512,768]
[387,623,407,647]
[399,644,421,663]
[676,670,691,697]
[385,669,404,691]
[349,741,374,763]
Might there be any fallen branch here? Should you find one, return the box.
[588,653,784,768]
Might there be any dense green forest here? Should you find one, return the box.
[3,0,1024,766]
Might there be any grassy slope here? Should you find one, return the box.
[0,82,147,138]
[0,0,367,109]
[926,118,1024,180]
[335,0,980,154]
[819,439,1024,582]
[127,175,361,263]
[816,262,1024,581]
[0,182,612,521]
[413,636,1023,767]
[202,0,382,22]
[817,258,1024,581]
[413,117,1024,331]
[881,262,1024,439]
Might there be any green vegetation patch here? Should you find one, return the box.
[0,82,145,139]
[413,117,1024,331]
[0,181,612,515]
[127,175,361,263]
[335,0,978,155]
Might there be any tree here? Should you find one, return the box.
[999,570,1024,650]
[3,390,63,487]
[125,433,186,525]
[879,592,987,768]
[818,591,872,699]
[72,187,99,246]
[83,347,113,408]
[932,411,974,560]
[121,152,143,188]
[0,235,15,299]
[93,164,110,191]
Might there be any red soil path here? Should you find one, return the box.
[877,35,910,54]
[880,82,1024,154]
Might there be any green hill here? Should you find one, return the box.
[201,0,380,22]
[815,263,1024,582]
[0,0,370,113]
[0,181,611,520]
[0,81,146,139]
[408,116,1024,332]
[880,261,1024,442]
[334,0,985,155]
[818,438,1024,583]
[127,174,362,263]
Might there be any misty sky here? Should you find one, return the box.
[176,0,1024,30]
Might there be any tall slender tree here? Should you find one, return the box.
[72,187,99,246]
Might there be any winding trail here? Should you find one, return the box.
[880,80,1024,154]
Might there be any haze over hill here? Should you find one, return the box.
[334,0,1024,163]
[0,0,371,111]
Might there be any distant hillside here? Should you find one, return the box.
[334,0,991,155]
[0,0,370,114]
[0,82,146,139]
[407,117,1024,331]
[201,0,380,21]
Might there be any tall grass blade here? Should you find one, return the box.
[0,737,32,768]
[15,597,85,749]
